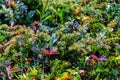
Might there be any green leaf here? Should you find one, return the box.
[66,69,76,73]
[36,9,41,20]
[41,15,52,23]
[0,26,2,29]
[74,74,81,80]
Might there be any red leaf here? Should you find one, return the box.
[31,25,37,30]
[41,47,59,55]
[49,48,59,55]
[31,21,39,31]
[41,48,50,55]
[6,66,12,79]
[10,68,20,73]
[91,54,99,61]
[32,21,39,25]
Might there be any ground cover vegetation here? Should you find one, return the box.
[0,0,120,80]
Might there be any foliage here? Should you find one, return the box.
[0,0,120,80]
